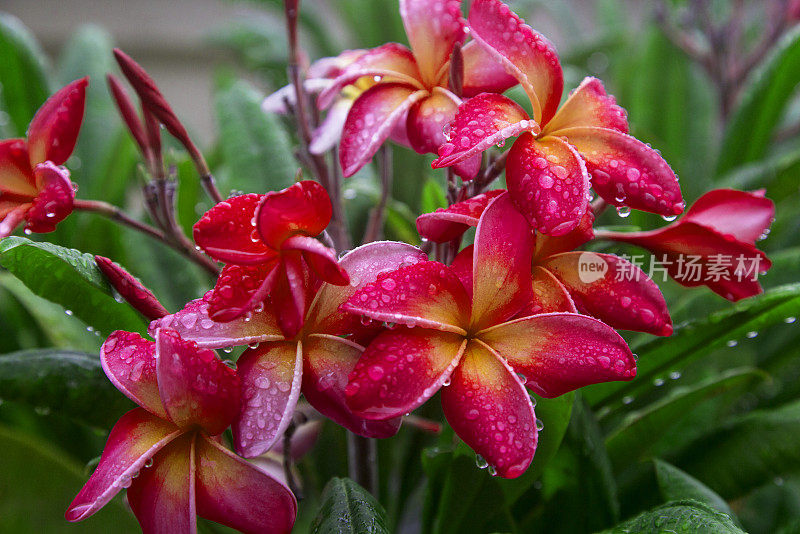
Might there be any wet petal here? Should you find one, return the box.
[543,77,628,135]
[193,194,273,264]
[683,188,775,245]
[207,263,278,322]
[66,408,181,522]
[467,0,563,124]
[283,235,349,286]
[345,329,466,419]
[544,252,672,336]
[558,126,684,216]
[406,88,460,155]
[195,435,297,534]
[101,331,166,419]
[478,313,636,398]
[27,77,88,166]
[400,0,465,86]
[25,162,75,234]
[310,98,352,155]
[340,83,427,177]
[461,40,518,97]
[431,93,535,169]
[96,256,169,321]
[440,341,536,478]
[271,254,311,339]
[342,260,470,334]
[0,203,31,238]
[533,209,595,259]
[416,189,505,243]
[506,133,589,236]
[0,139,36,197]
[257,180,332,249]
[522,266,576,315]
[449,245,474,298]
[156,328,241,435]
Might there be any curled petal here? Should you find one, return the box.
[96,256,169,320]
[400,0,465,85]
[345,329,466,419]
[155,328,241,435]
[559,126,684,216]
[283,235,349,285]
[506,133,589,236]
[101,331,167,419]
[25,162,75,234]
[271,253,311,338]
[257,180,333,248]
[27,77,88,166]
[544,252,672,336]
[0,139,36,196]
[66,408,181,522]
[441,341,536,478]
[0,203,31,238]
[406,88,460,155]
[310,98,352,155]
[522,266,576,315]
[461,40,518,97]
[431,93,535,169]
[342,261,470,334]
[340,83,427,177]
[193,194,274,264]
[478,314,636,398]
[195,435,297,534]
[543,77,628,135]
[234,341,303,457]
[468,0,563,124]
[684,189,775,245]
[416,189,505,243]
[207,263,278,322]
[533,209,595,259]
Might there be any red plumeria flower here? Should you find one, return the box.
[597,189,775,301]
[341,193,636,478]
[193,180,349,337]
[431,0,683,236]
[0,78,87,238]
[419,192,672,335]
[150,241,428,456]
[318,0,518,178]
[67,328,296,533]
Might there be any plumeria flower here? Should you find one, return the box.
[66,328,296,533]
[193,180,349,337]
[0,78,87,237]
[597,189,775,301]
[418,191,672,335]
[150,241,428,457]
[341,193,636,478]
[317,0,518,178]
[431,0,683,236]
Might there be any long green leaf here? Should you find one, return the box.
[599,499,745,533]
[311,477,389,534]
[654,459,736,519]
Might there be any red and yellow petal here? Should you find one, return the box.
[345,329,466,419]
[193,194,273,264]
[406,88,461,155]
[66,408,181,522]
[27,77,88,166]
[683,188,774,245]
[543,252,672,336]
[256,180,332,248]
[282,235,349,286]
[195,435,297,534]
[0,139,37,197]
[461,40,518,97]
[101,331,167,419]
[0,203,32,238]
[533,209,595,260]
[478,313,636,398]
[506,133,589,236]
[543,77,628,135]
[233,341,303,458]
[416,189,504,243]
[521,266,576,315]
[400,0,465,86]
[25,162,76,234]
[155,329,241,435]
[207,263,278,323]
[467,0,563,124]
[440,341,537,478]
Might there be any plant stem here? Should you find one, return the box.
[347,432,378,495]
[364,145,393,243]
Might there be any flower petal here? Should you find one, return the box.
[431,93,535,169]
[0,139,36,197]
[66,408,181,522]
[156,328,241,435]
[543,252,672,336]
[467,0,563,124]
[193,194,274,264]
[303,334,402,438]
[400,0,465,86]
[101,331,167,419]
[416,189,505,243]
[449,244,474,298]
[96,256,169,320]
[0,203,31,238]
[25,162,75,234]
[543,77,628,135]
[150,291,283,349]
[339,83,427,177]
[440,340,536,478]
[478,313,636,398]
[683,188,775,245]
[195,435,297,534]
[461,40,519,97]
[271,254,311,339]
[27,77,88,166]
[310,98,353,155]
[558,126,684,216]
[470,192,534,330]
[522,266,576,314]
[257,180,333,248]
[283,235,349,285]
[506,133,589,236]
[345,329,466,419]
[126,432,196,534]
[207,263,278,322]
[342,260,470,334]
[406,88,461,155]
[533,209,595,259]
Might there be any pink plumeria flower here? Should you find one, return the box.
[318,0,518,178]
[598,188,775,301]
[193,180,349,338]
[150,241,428,457]
[66,329,296,533]
[341,193,636,478]
[432,0,683,236]
[419,192,673,335]
[0,78,87,237]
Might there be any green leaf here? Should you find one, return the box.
[311,477,389,534]
[420,179,447,215]
[0,13,51,137]
[0,349,133,429]
[717,26,800,176]
[654,459,735,519]
[598,500,745,533]
[0,236,148,336]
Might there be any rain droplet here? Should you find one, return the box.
[653,378,665,386]
[616,206,631,218]
[726,339,738,347]
[785,316,797,324]
[535,419,544,431]
[622,396,634,405]
[475,455,489,469]
[661,214,677,222]
[746,331,758,339]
